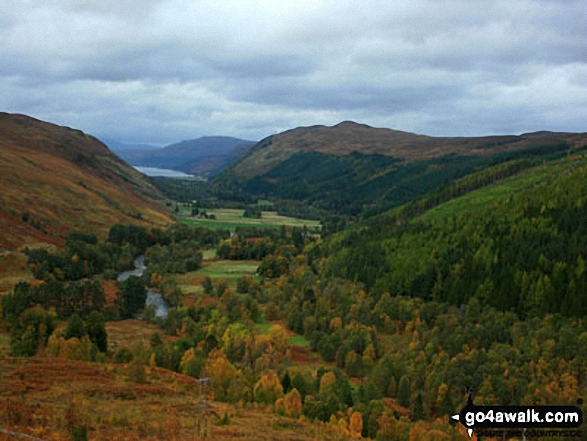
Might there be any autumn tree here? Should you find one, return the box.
[319,371,337,395]
[283,388,302,417]
[376,411,400,441]
[10,306,57,356]
[227,369,253,403]
[254,370,284,404]
[128,356,146,384]
[180,348,204,378]
[269,325,289,354]
[62,337,92,361]
[350,411,363,438]
[206,349,237,402]
[222,322,250,364]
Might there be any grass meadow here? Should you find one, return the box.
[179,208,320,231]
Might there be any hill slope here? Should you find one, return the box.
[0,357,350,441]
[314,151,587,318]
[0,113,172,249]
[114,136,255,178]
[216,121,587,214]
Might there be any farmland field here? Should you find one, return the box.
[196,260,260,280]
[179,208,321,231]
[174,255,261,303]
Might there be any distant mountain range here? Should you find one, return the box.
[215,121,587,214]
[101,139,161,151]
[108,136,255,178]
[0,113,172,249]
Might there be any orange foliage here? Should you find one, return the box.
[330,317,342,331]
[102,280,118,305]
[349,411,363,438]
[283,388,302,417]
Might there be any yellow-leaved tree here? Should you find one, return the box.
[254,370,283,404]
[62,336,92,361]
[319,371,337,395]
[179,348,203,378]
[268,325,289,354]
[283,388,302,417]
[205,349,237,402]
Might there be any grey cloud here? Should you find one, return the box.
[0,0,585,143]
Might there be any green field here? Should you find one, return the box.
[288,335,310,348]
[197,260,260,280]
[201,249,217,260]
[179,208,321,231]
[175,258,261,297]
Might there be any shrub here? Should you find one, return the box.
[114,346,133,364]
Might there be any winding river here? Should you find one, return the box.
[117,256,169,318]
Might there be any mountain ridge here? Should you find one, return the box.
[112,136,255,177]
[227,121,587,179]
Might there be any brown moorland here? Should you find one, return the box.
[0,356,353,440]
[0,113,172,250]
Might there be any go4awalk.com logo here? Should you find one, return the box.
[452,396,583,439]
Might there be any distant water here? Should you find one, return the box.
[134,166,196,178]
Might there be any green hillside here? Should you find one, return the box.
[314,152,587,319]
[242,150,587,437]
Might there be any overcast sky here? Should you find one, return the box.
[1,0,586,145]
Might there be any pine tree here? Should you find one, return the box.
[397,375,411,408]
[65,314,86,340]
[412,391,425,420]
[84,311,107,353]
[281,371,292,393]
